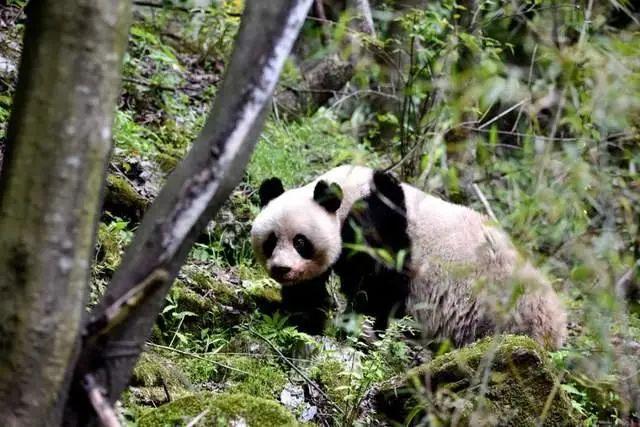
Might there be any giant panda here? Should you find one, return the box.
[251,165,567,349]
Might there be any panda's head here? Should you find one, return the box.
[251,177,344,285]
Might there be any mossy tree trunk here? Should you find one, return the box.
[62,1,313,425]
[0,1,131,426]
[0,1,312,424]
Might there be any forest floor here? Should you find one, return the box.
[1,2,639,426]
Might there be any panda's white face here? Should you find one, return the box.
[251,187,342,285]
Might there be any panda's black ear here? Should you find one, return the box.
[313,180,343,213]
[259,177,285,207]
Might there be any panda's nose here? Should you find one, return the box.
[271,265,291,278]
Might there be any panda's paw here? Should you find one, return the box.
[373,170,405,208]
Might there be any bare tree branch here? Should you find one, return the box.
[0,1,131,425]
[347,0,376,36]
[63,1,314,424]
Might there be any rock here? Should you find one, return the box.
[376,335,580,426]
[280,383,318,422]
[274,55,354,119]
[103,173,150,221]
[103,154,165,221]
[138,392,299,426]
[129,351,193,407]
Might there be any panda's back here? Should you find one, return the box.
[401,183,501,266]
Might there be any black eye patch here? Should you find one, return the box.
[262,232,277,258]
[293,234,314,259]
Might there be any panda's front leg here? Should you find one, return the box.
[337,170,412,335]
[279,271,333,335]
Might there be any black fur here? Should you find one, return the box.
[259,177,285,207]
[335,171,412,333]
[280,271,333,335]
[313,180,343,212]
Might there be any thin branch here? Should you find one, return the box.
[132,1,194,13]
[145,342,252,376]
[246,326,344,415]
[478,99,528,130]
[472,183,499,224]
[85,269,169,339]
[578,0,595,47]
[122,76,219,101]
[65,2,314,423]
[185,410,210,427]
[83,374,121,427]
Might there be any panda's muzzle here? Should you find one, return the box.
[270,265,292,281]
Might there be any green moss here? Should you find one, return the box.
[154,151,180,173]
[96,223,124,271]
[378,335,580,426]
[125,352,193,411]
[167,353,287,401]
[171,281,217,316]
[104,174,149,218]
[132,351,191,389]
[138,392,299,427]
[223,356,288,400]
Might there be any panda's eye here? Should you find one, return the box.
[293,234,314,259]
[262,232,277,257]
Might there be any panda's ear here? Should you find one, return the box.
[259,177,285,207]
[313,180,343,213]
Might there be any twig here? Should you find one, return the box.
[246,326,345,415]
[460,125,580,142]
[478,99,528,130]
[122,77,215,101]
[472,183,499,224]
[145,342,252,376]
[578,0,595,47]
[512,45,538,132]
[314,0,331,43]
[185,409,209,427]
[83,374,122,427]
[85,269,169,338]
[132,1,193,13]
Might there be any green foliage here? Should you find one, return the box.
[251,313,318,356]
[247,109,380,188]
[311,319,414,424]
[2,0,638,424]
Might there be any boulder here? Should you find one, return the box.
[376,335,580,426]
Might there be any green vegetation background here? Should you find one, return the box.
[0,0,638,425]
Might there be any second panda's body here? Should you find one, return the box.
[251,165,566,349]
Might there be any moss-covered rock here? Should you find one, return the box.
[104,173,150,220]
[138,392,299,426]
[132,351,192,389]
[376,335,580,426]
[128,351,193,409]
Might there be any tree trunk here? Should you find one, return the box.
[0,1,131,426]
[62,1,313,425]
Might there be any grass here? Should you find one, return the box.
[247,109,382,188]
